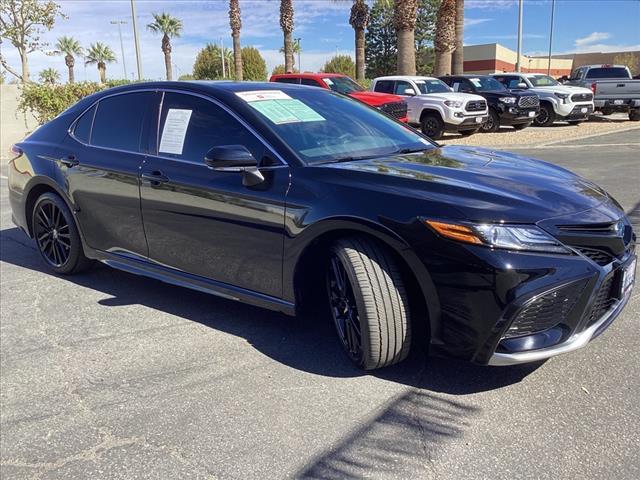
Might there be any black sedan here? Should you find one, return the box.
[439,75,540,132]
[8,81,636,370]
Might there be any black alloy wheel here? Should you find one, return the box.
[420,113,445,140]
[327,254,363,362]
[481,109,500,133]
[34,198,71,268]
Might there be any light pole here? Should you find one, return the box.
[110,20,128,79]
[295,37,301,72]
[130,0,143,80]
[547,0,556,76]
[515,0,523,72]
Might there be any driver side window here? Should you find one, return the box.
[394,81,414,95]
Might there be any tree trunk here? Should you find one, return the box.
[233,33,243,81]
[397,29,416,75]
[98,63,106,84]
[355,27,365,81]
[20,50,29,83]
[284,31,293,73]
[164,51,173,81]
[452,0,464,74]
[434,51,452,76]
[68,65,75,84]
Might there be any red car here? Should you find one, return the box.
[270,73,408,123]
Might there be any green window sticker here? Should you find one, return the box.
[236,90,326,124]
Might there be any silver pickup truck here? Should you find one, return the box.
[566,65,640,121]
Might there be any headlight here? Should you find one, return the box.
[499,97,516,104]
[424,220,570,254]
[554,92,570,103]
[444,100,463,108]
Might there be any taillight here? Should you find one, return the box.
[10,144,23,159]
[591,82,597,94]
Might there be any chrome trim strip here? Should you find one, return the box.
[488,287,632,366]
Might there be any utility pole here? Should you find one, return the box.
[547,0,556,76]
[515,0,523,72]
[295,37,301,72]
[130,0,143,80]
[111,20,128,79]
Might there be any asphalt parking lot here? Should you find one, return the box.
[1,128,639,480]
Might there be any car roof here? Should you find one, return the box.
[495,73,546,78]
[374,75,439,81]
[270,72,346,79]
[440,74,492,79]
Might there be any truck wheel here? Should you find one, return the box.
[601,108,613,116]
[420,113,445,140]
[534,104,555,127]
[327,236,411,370]
[512,122,531,130]
[32,192,93,275]
[480,109,500,133]
[629,109,640,121]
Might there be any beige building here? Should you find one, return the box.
[463,43,573,76]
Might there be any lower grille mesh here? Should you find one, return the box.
[586,273,618,326]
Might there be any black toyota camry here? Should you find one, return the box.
[8,81,636,370]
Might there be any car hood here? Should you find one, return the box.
[530,85,593,96]
[322,145,615,223]
[349,90,403,106]
[415,92,485,102]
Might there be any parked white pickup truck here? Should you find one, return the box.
[371,76,488,139]
[492,73,594,126]
[565,65,640,121]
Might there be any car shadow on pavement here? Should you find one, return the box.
[1,227,540,395]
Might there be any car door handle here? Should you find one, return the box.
[60,155,79,167]
[141,171,170,185]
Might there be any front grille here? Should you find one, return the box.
[378,101,408,119]
[586,273,618,326]
[518,95,539,108]
[571,92,593,102]
[576,247,615,266]
[503,280,587,339]
[465,100,486,112]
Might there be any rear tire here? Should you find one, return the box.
[534,104,555,127]
[629,109,640,121]
[481,109,500,133]
[512,122,531,130]
[327,236,411,370]
[32,192,92,275]
[420,112,445,140]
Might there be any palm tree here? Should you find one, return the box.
[434,0,456,76]
[147,12,183,81]
[280,0,295,73]
[394,0,418,75]
[452,0,464,74]
[349,0,370,81]
[54,36,83,84]
[85,43,116,84]
[279,39,300,68]
[229,0,243,81]
[39,68,60,85]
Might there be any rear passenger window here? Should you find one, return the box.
[73,104,96,143]
[300,78,321,87]
[91,92,154,152]
[374,80,395,94]
[274,77,300,84]
[157,93,265,164]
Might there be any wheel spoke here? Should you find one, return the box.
[57,236,71,248]
[37,210,50,229]
[330,257,346,295]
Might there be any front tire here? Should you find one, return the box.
[327,236,411,370]
[32,193,92,275]
[420,112,445,140]
[481,109,500,133]
[534,104,555,127]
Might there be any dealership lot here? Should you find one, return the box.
[1,129,639,479]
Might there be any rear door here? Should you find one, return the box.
[140,91,290,298]
[61,90,158,257]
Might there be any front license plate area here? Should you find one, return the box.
[621,258,637,297]
[475,116,483,123]
[528,111,536,117]
[580,107,588,113]
[614,99,624,105]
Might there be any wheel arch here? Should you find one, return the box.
[287,217,441,343]
[23,177,75,238]
[419,106,445,123]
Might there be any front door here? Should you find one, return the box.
[140,92,290,298]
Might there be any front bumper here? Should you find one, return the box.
[498,107,539,125]
[557,103,594,119]
[445,115,488,131]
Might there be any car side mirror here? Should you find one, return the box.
[517,82,528,89]
[204,145,264,186]
[403,88,416,96]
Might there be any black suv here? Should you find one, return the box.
[439,75,540,132]
[8,82,636,371]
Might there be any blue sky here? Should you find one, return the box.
[2,0,640,82]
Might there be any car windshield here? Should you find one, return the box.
[467,77,507,92]
[529,75,559,87]
[322,76,365,95]
[414,79,451,93]
[240,88,433,165]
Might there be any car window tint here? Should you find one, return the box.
[585,67,630,79]
[300,78,321,87]
[158,92,265,163]
[394,81,414,95]
[374,80,395,94]
[92,92,153,152]
[507,78,521,89]
[274,77,300,84]
[73,104,96,143]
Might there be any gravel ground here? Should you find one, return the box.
[439,112,640,147]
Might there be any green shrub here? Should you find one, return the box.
[271,64,298,76]
[359,78,373,90]
[193,44,233,80]
[321,55,356,78]
[241,47,268,81]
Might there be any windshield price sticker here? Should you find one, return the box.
[159,109,193,155]
[470,78,482,87]
[236,90,325,124]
